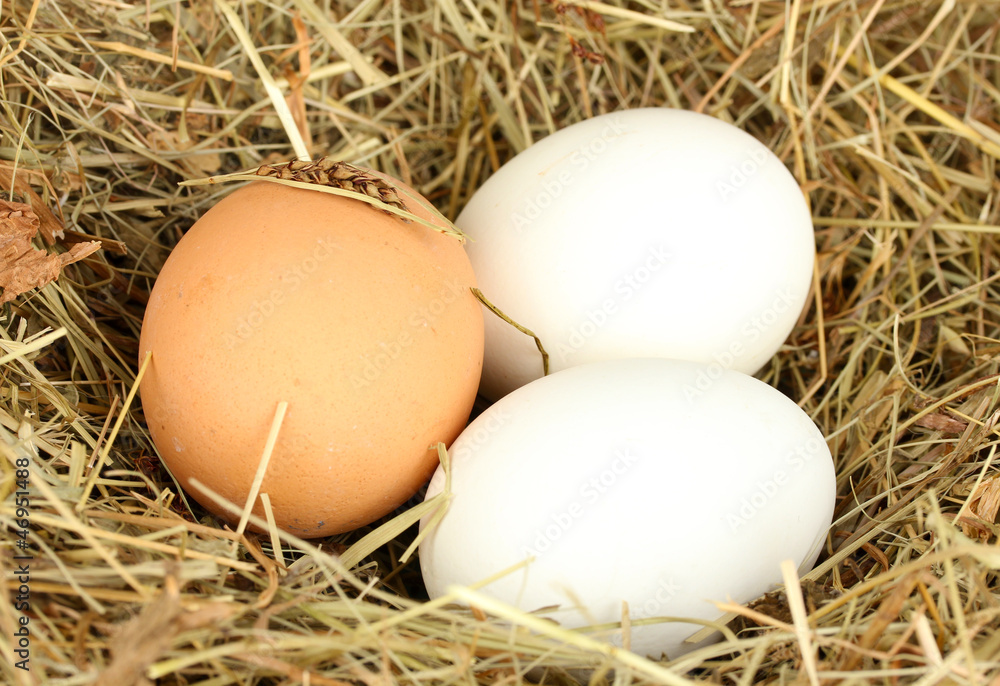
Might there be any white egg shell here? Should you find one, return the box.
[419,358,835,659]
[459,108,815,400]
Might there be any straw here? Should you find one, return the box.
[4,0,1000,683]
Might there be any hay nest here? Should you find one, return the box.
[3,0,1000,683]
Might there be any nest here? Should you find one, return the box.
[2,0,1000,683]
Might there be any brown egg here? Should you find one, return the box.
[138,170,483,537]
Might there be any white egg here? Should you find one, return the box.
[459,108,815,400]
[419,358,835,659]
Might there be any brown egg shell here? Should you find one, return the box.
[138,177,484,537]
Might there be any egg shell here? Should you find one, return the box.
[139,178,484,537]
[419,358,835,659]
[458,108,815,399]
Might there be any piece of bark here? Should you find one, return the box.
[94,565,239,686]
[0,164,66,244]
[0,199,101,304]
[914,411,968,433]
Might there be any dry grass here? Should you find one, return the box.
[2,0,1000,683]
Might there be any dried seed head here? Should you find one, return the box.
[254,159,411,217]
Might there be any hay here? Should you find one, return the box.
[2,0,1000,683]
